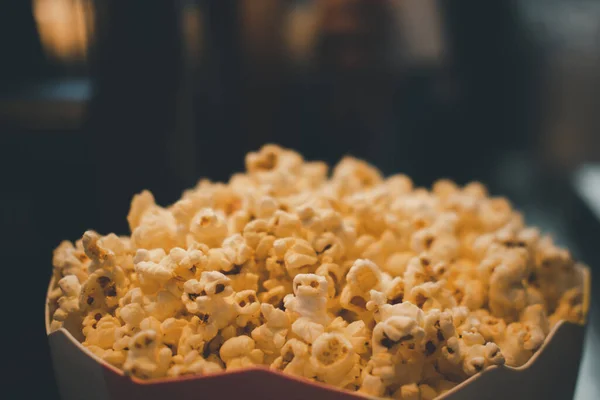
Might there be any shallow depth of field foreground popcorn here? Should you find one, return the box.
[48,144,587,398]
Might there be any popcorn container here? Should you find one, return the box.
[46,265,591,400]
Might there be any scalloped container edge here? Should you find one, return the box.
[46,265,591,400]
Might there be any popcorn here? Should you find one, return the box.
[326,317,371,355]
[383,251,414,278]
[221,234,253,267]
[331,156,383,195]
[310,332,361,387]
[50,276,82,332]
[83,314,121,349]
[271,338,314,378]
[128,191,179,251]
[167,350,223,377]
[123,330,172,379]
[550,286,585,326]
[232,290,261,328]
[358,367,386,397]
[87,345,126,368]
[284,274,331,343]
[486,248,531,322]
[372,314,425,356]
[177,316,210,356]
[134,250,175,295]
[269,210,303,238]
[189,208,228,248]
[533,237,582,311]
[160,317,188,350]
[493,304,550,367]
[312,232,346,263]
[243,219,276,259]
[79,267,128,312]
[283,239,318,275]
[49,144,587,395]
[252,304,291,362]
[315,262,346,311]
[393,383,420,400]
[408,281,456,311]
[144,290,182,321]
[52,240,89,282]
[220,336,264,370]
[166,246,207,281]
[181,272,236,335]
[258,280,288,309]
[340,259,383,318]
[246,144,301,175]
[439,331,504,378]
[422,309,455,357]
[82,231,117,273]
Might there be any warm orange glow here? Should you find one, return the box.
[182,3,204,66]
[33,0,94,62]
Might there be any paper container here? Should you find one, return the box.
[46,265,591,400]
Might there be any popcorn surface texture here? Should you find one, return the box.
[48,144,586,398]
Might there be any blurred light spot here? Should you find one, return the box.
[36,78,91,101]
[182,2,204,67]
[574,164,600,220]
[284,2,318,64]
[33,0,94,62]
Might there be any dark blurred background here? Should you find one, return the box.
[1,0,599,399]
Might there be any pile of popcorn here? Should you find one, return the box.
[48,145,586,399]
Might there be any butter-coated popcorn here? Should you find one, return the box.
[177,316,209,356]
[128,191,180,251]
[79,266,128,312]
[285,274,331,343]
[271,338,314,378]
[134,252,175,295]
[486,248,530,322]
[422,309,455,357]
[491,304,550,367]
[233,289,261,328]
[82,231,119,272]
[340,259,383,318]
[327,317,371,355]
[315,262,345,308]
[310,332,361,387]
[221,234,253,266]
[372,314,425,356]
[167,350,223,377]
[160,317,188,347]
[50,144,587,397]
[383,251,414,278]
[252,303,290,362]
[123,330,172,379]
[52,240,89,282]
[189,208,228,248]
[358,368,386,397]
[83,314,121,349]
[51,276,82,332]
[182,272,236,335]
[220,336,264,370]
[394,383,420,400]
[283,239,318,275]
[550,286,585,326]
[259,282,288,309]
[144,290,182,321]
[87,345,126,368]
[440,330,504,378]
